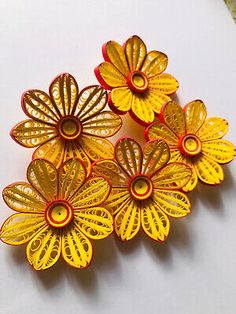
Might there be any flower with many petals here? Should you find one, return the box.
[95,35,179,125]
[11,73,122,170]
[92,138,191,241]
[0,158,113,270]
[145,100,236,192]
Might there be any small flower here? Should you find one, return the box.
[145,100,236,191]
[92,138,191,241]
[0,158,113,270]
[11,73,122,170]
[95,35,179,125]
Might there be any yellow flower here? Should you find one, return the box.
[146,100,236,192]
[0,158,113,270]
[95,35,179,125]
[92,138,191,241]
[11,73,122,170]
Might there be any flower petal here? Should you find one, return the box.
[115,137,142,177]
[11,119,57,148]
[181,158,198,192]
[197,117,229,141]
[63,142,91,174]
[74,207,113,240]
[58,159,86,201]
[141,50,168,77]
[153,190,191,217]
[141,201,169,241]
[194,155,224,185]
[27,159,58,202]
[95,62,127,89]
[145,122,178,148]
[49,73,79,116]
[82,111,121,137]
[110,87,133,112]
[148,73,179,94]
[115,199,140,241]
[142,140,170,176]
[0,213,46,245]
[153,163,192,190]
[61,224,92,268]
[184,100,207,134]
[80,134,114,160]
[125,35,147,71]
[131,93,155,124]
[105,188,131,215]
[70,177,110,209]
[22,90,60,124]
[201,139,235,164]
[146,90,171,115]
[26,226,61,270]
[160,101,186,138]
[3,183,46,213]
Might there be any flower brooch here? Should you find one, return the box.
[1,35,235,270]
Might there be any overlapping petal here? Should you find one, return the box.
[104,188,131,215]
[110,87,133,112]
[63,141,91,173]
[141,50,168,77]
[181,158,198,192]
[148,73,179,95]
[194,155,224,185]
[184,100,207,134]
[125,35,147,71]
[146,122,179,148]
[131,93,155,124]
[145,91,171,115]
[201,139,235,164]
[197,117,229,141]
[95,62,127,89]
[80,134,114,160]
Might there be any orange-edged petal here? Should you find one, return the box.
[197,117,229,141]
[95,62,127,89]
[3,183,46,213]
[22,90,60,124]
[145,90,171,115]
[160,101,186,138]
[103,40,129,76]
[70,177,110,209]
[74,207,113,240]
[49,73,79,116]
[80,134,114,160]
[0,213,46,245]
[26,226,61,270]
[115,137,142,177]
[61,224,92,268]
[33,137,65,169]
[184,100,207,134]
[181,158,198,192]
[152,163,192,190]
[58,159,86,201]
[110,87,133,112]
[141,201,169,241]
[124,35,147,71]
[105,188,131,215]
[141,50,168,78]
[194,154,224,185]
[153,190,191,217]
[131,93,155,124]
[82,111,121,138]
[115,199,140,241]
[145,122,179,148]
[11,119,57,148]
[27,159,58,202]
[148,73,179,95]
[142,140,170,176]
[92,159,130,187]
[201,139,235,164]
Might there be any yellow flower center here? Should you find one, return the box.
[127,71,149,93]
[58,116,82,140]
[179,134,202,157]
[129,175,153,200]
[45,200,73,228]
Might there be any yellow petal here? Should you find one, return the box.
[145,122,178,148]
[145,90,171,115]
[184,100,207,134]
[197,117,229,141]
[125,35,147,71]
[0,213,46,245]
[74,207,113,240]
[202,139,236,164]
[95,62,127,88]
[141,50,168,77]
[26,226,61,270]
[105,188,131,215]
[148,73,179,95]
[110,87,133,112]
[181,158,198,192]
[80,134,114,160]
[131,93,155,124]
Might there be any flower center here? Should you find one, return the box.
[178,134,202,157]
[45,200,73,228]
[58,116,82,140]
[127,71,149,93]
[129,175,153,200]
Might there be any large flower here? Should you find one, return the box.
[0,158,113,270]
[94,35,179,125]
[11,73,122,170]
[92,138,191,241]
[145,100,236,192]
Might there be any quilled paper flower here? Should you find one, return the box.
[92,137,192,241]
[11,73,122,170]
[94,35,179,125]
[145,100,236,192]
[0,158,113,270]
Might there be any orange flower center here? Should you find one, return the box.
[45,200,73,228]
[58,116,82,140]
[127,71,149,93]
[129,175,153,201]
[178,134,202,157]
